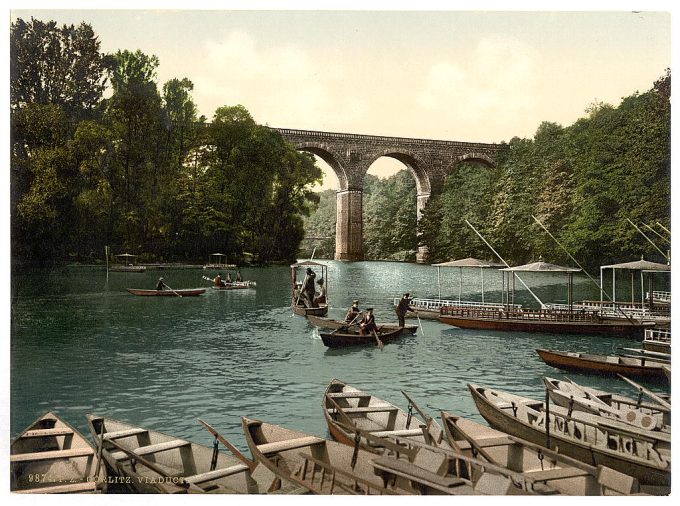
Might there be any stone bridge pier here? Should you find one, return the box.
[274,128,506,262]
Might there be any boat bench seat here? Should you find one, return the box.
[372,456,466,490]
[454,435,514,451]
[526,467,592,482]
[110,439,190,460]
[11,447,94,463]
[257,436,325,455]
[331,406,398,414]
[327,392,371,399]
[184,463,250,484]
[103,428,149,441]
[13,481,99,494]
[21,427,74,438]
[369,428,424,438]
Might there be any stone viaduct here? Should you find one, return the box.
[274,128,507,262]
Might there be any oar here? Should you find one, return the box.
[401,389,433,423]
[616,374,671,409]
[415,311,425,337]
[372,329,384,350]
[197,418,256,471]
[163,282,183,298]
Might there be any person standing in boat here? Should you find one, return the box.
[156,277,168,291]
[302,268,317,307]
[359,308,378,335]
[395,293,415,327]
[226,272,233,283]
[236,270,243,282]
[314,278,327,305]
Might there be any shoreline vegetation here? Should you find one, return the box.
[11,18,670,271]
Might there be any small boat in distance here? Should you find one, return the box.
[291,260,328,317]
[126,288,206,297]
[643,329,671,354]
[536,348,669,383]
[11,411,105,493]
[308,314,417,335]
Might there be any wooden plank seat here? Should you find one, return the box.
[21,427,74,438]
[328,406,398,415]
[11,447,94,463]
[256,436,324,455]
[369,428,424,438]
[452,435,514,451]
[184,463,249,485]
[13,481,99,494]
[102,428,149,441]
[327,392,371,399]
[525,467,592,482]
[109,439,190,460]
[372,456,466,490]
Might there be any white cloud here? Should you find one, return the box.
[416,35,543,140]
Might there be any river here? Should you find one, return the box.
[9,260,667,450]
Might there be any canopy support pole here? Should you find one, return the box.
[481,267,485,304]
[458,267,462,304]
[613,269,616,304]
[437,266,441,302]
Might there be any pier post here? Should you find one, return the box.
[335,189,364,261]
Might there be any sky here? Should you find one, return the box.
[7,3,673,190]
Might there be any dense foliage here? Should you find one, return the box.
[11,18,321,266]
[419,70,671,270]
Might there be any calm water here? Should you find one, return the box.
[10,261,666,450]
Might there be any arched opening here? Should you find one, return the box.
[420,160,499,264]
[362,157,419,261]
[300,154,340,259]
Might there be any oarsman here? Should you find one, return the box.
[302,268,317,307]
[213,273,223,287]
[156,277,168,291]
[359,308,378,335]
[344,300,361,323]
[395,292,416,327]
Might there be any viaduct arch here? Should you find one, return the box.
[274,128,506,262]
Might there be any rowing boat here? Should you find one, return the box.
[536,348,669,383]
[242,417,400,495]
[126,288,206,297]
[307,315,417,335]
[86,414,282,493]
[320,328,404,348]
[543,377,670,432]
[211,281,256,290]
[322,379,447,450]
[11,411,105,493]
[440,410,641,495]
[468,384,670,491]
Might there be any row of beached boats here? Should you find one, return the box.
[11,377,670,495]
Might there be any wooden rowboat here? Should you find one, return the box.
[440,410,641,495]
[292,304,328,317]
[536,348,669,383]
[86,414,283,494]
[11,411,105,493]
[126,288,206,297]
[242,417,400,495]
[468,384,670,491]
[211,281,256,290]
[320,328,404,348]
[543,377,670,432]
[308,315,417,335]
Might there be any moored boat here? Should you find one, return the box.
[320,327,405,348]
[126,288,206,297]
[467,384,671,491]
[643,329,671,354]
[440,410,641,495]
[543,377,670,432]
[241,417,399,495]
[536,348,669,383]
[86,414,278,493]
[308,314,417,335]
[11,411,105,493]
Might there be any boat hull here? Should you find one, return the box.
[439,315,649,338]
[307,315,417,335]
[536,349,668,383]
[468,385,670,488]
[292,304,328,317]
[126,288,206,296]
[320,328,404,348]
